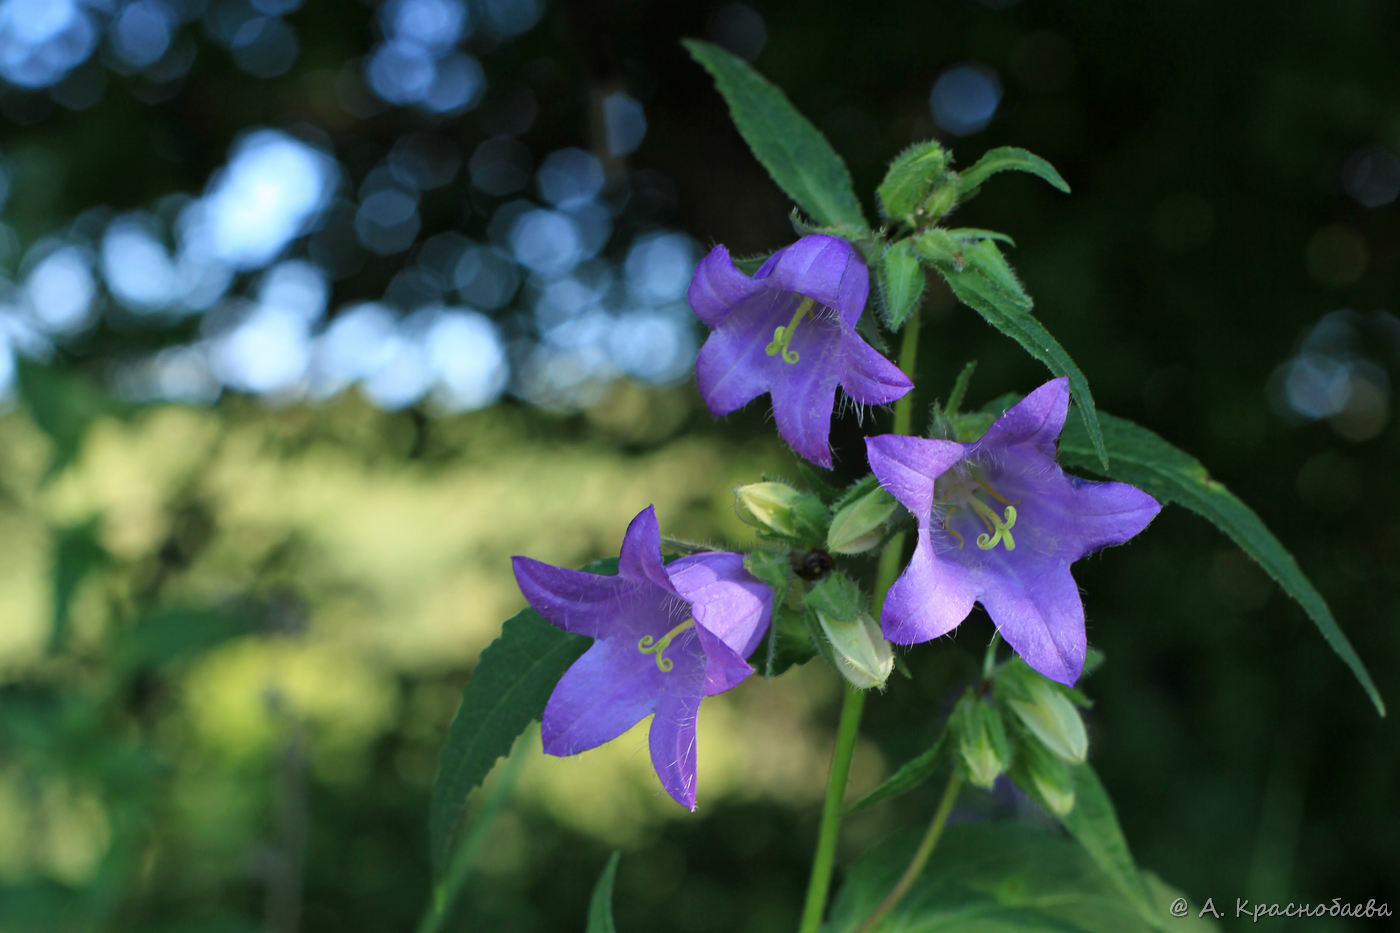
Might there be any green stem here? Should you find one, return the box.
[853,769,964,933]
[796,310,923,933]
[797,683,867,933]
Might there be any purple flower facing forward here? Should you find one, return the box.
[688,234,913,467]
[512,506,771,810]
[865,378,1161,686]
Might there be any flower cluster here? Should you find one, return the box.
[511,234,1159,808]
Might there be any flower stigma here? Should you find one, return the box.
[939,471,1019,552]
[765,297,817,364]
[637,618,697,672]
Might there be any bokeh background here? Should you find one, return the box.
[1,0,1397,930]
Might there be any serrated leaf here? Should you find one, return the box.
[429,604,590,875]
[918,233,1109,469]
[586,852,621,933]
[684,39,866,230]
[1057,412,1385,716]
[846,731,948,812]
[1055,764,1163,930]
[878,240,925,330]
[824,821,1215,933]
[957,145,1071,201]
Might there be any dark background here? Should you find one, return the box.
[0,1,1395,930]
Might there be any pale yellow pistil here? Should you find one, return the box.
[942,478,1019,552]
[637,618,696,672]
[765,297,817,364]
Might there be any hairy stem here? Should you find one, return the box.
[796,310,923,933]
[854,769,964,933]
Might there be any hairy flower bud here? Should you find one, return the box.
[733,482,827,543]
[952,694,1010,789]
[816,610,894,690]
[827,486,898,555]
[1021,740,1076,816]
[1007,675,1088,764]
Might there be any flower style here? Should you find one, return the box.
[865,378,1161,685]
[512,506,772,810]
[687,234,913,467]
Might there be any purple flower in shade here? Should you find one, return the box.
[865,378,1161,686]
[511,506,772,810]
[687,234,913,468]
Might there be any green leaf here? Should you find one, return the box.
[50,519,110,654]
[957,145,1071,201]
[917,233,1108,469]
[825,821,1215,933]
[683,39,866,229]
[1054,764,1162,929]
[1057,412,1385,716]
[945,360,978,416]
[586,852,621,933]
[946,227,1017,247]
[17,359,133,478]
[846,731,948,812]
[116,606,249,672]
[877,240,926,330]
[429,601,591,875]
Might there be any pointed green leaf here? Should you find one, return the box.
[586,852,621,933]
[684,39,866,229]
[429,598,592,875]
[877,239,926,330]
[1057,412,1384,716]
[946,227,1016,247]
[957,145,1071,201]
[846,731,948,812]
[917,233,1108,469]
[825,821,1216,933]
[1056,764,1162,929]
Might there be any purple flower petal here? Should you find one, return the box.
[687,245,767,328]
[978,562,1086,686]
[649,689,703,810]
[881,528,979,644]
[542,638,700,755]
[840,333,915,405]
[687,234,909,467]
[866,434,966,518]
[618,505,677,596]
[974,376,1069,459]
[512,555,635,638]
[667,552,772,659]
[868,378,1160,685]
[695,318,779,416]
[756,235,868,330]
[520,506,773,808]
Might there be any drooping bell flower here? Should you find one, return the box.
[511,506,772,810]
[865,378,1160,685]
[687,234,913,467]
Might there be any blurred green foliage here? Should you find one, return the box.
[1,1,1398,931]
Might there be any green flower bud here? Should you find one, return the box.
[877,140,951,224]
[815,610,893,690]
[733,482,826,542]
[1022,740,1076,816]
[1007,677,1088,764]
[826,486,897,555]
[952,694,1011,789]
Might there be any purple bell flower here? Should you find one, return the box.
[512,506,772,810]
[866,378,1161,685]
[687,234,913,467]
